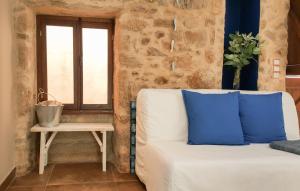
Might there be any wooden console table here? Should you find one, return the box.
[31,123,114,174]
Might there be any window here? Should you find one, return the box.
[37,16,114,114]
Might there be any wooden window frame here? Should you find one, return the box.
[37,15,114,114]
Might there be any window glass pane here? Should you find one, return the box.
[82,28,108,104]
[46,26,74,104]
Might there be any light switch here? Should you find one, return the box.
[273,65,280,72]
[273,59,280,66]
[273,59,280,78]
[273,72,280,79]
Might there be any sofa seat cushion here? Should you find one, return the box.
[144,141,300,191]
[182,90,244,145]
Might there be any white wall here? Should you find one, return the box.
[0,0,16,184]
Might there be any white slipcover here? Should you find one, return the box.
[136,89,300,191]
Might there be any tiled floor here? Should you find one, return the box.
[6,163,146,191]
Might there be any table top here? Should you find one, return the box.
[31,123,114,132]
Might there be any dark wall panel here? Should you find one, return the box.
[222,0,260,90]
[239,0,260,90]
[287,0,300,75]
[222,0,241,89]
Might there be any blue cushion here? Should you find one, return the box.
[182,90,245,145]
[239,93,287,143]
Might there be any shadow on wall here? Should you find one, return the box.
[0,0,16,184]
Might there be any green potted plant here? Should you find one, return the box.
[224,32,261,89]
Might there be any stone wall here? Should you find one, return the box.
[13,0,37,176]
[11,0,289,175]
[48,114,114,164]
[113,0,225,172]
[258,0,290,91]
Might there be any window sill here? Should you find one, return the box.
[62,109,113,115]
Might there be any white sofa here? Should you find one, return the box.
[136,89,300,191]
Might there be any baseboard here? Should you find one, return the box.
[0,168,16,191]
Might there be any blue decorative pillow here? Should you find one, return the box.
[239,93,287,143]
[182,90,245,145]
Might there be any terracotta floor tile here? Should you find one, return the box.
[7,163,146,191]
[10,165,54,187]
[116,181,146,191]
[45,182,117,191]
[6,186,45,191]
[48,163,114,185]
[112,169,139,182]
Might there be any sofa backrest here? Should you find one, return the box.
[136,89,300,145]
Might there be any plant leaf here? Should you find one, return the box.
[224,32,260,69]
[224,61,237,66]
